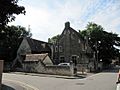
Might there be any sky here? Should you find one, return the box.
[9,0,120,42]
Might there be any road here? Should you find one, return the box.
[2,71,118,90]
[2,80,27,90]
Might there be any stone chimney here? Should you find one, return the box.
[65,22,70,28]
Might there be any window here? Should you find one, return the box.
[55,46,58,52]
[60,56,65,63]
[78,39,81,43]
[41,43,45,48]
[72,55,77,66]
[68,30,70,34]
[59,46,62,52]
[82,44,85,51]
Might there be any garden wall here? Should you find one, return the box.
[23,61,74,76]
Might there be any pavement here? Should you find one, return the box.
[2,71,117,90]
[2,78,36,90]
[1,72,95,90]
[9,71,95,79]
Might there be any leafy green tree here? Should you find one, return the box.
[48,34,60,44]
[0,0,25,27]
[80,22,120,65]
[0,25,32,62]
[0,0,26,62]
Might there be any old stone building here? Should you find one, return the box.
[12,22,98,72]
[53,22,96,71]
[12,37,53,70]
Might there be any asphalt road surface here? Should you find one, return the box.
[2,70,118,90]
[2,80,26,90]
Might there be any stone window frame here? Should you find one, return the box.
[59,46,62,52]
[55,46,58,52]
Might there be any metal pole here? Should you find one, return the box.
[96,41,99,71]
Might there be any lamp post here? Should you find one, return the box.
[95,41,101,71]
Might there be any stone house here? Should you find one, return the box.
[23,53,73,76]
[23,53,53,72]
[12,22,98,72]
[53,22,96,71]
[12,37,53,70]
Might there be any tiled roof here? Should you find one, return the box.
[26,37,51,53]
[24,53,48,62]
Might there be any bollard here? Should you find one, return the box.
[0,60,3,90]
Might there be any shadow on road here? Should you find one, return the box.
[54,75,86,79]
[2,84,15,90]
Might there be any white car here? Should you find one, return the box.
[58,63,70,66]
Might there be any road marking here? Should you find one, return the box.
[3,79,39,90]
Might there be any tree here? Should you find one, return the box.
[80,22,120,65]
[0,0,27,62]
[48,34,60,44]
[0,0,25,27]
[0,25,32,62]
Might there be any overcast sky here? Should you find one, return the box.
[9,0,120,42]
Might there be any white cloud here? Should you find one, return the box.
[90,0,120,34]
[9,0,120,41]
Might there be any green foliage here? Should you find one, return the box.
[0,0,25,27]
[0,0,26,61]
[0,25,32,61]
[80,22,120,64]
[48,34,60,44]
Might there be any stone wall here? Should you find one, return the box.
[23,61,74,76]
[77,59,96,73]
[0,60,3,90]
[43,65,73,76]
[17,37,31,55]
